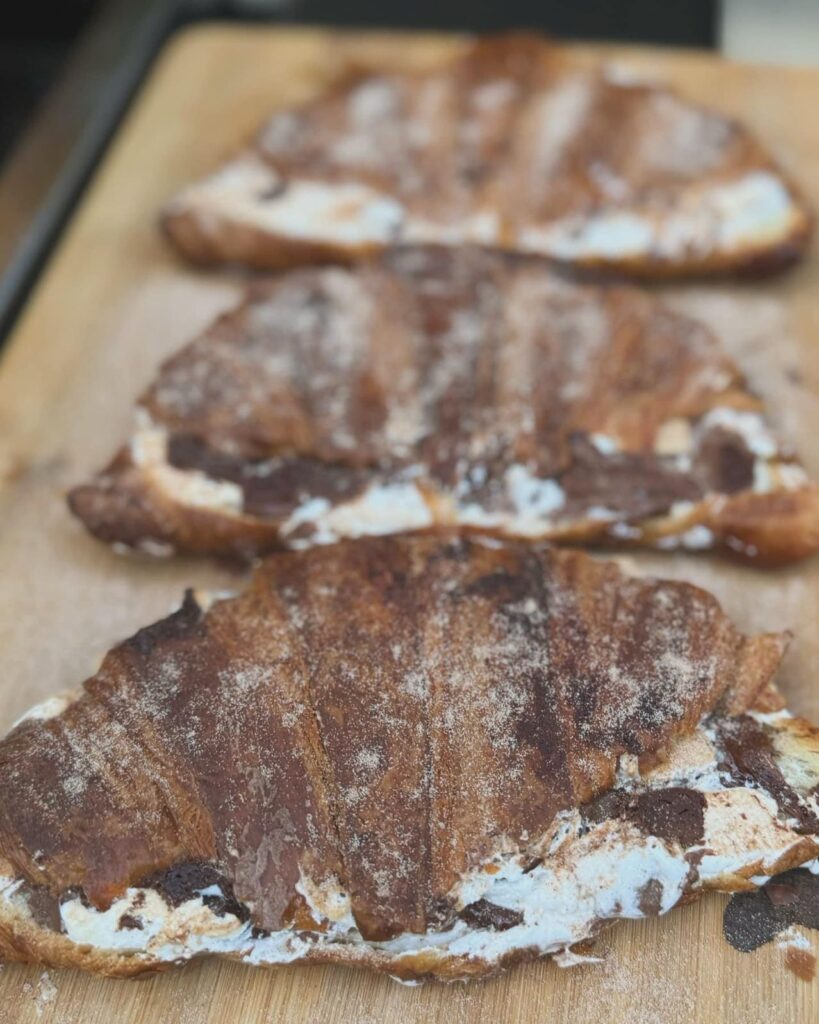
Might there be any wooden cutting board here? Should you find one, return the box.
[1,24,819,1024]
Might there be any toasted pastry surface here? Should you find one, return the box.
[69,248,819,564]
[162,35,813,277]
[1,536,817,980]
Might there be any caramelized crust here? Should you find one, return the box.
[68,248,819,564]
[0,536,787,942]
[162,35,812,277]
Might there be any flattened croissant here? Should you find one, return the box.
[69,248,819,564]
[162,35,813,278]
[1,536,817,980]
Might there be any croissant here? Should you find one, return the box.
[162,34,812,278]
[1,535,817,980]
[69,247,819,564]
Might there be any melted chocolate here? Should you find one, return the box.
[629,788,706,849]
[723,868,819,952]
[138,863,249,921]
[694,427,755,495]
[582,787,705,849]
[717,717,819,833]
[459,899,524,931]
[167,434,368,517]
[559,436,703,520]
[19,883,63,933]
[637,878,665,916]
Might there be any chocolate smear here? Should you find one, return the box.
[785,946,816,982]
[717,716,819,833]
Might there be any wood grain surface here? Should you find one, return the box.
[0,24,818,1024]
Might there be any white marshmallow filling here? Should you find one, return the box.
[124,408,805,552]
[3,713,817,976]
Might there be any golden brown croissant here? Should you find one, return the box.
[69,248,819,564]
[1,536,817,980]
[162,35,812,278]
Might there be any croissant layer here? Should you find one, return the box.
[162,35,813,277]
[69,248,819,563]
[1,536,817,979]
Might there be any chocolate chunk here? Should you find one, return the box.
[20,883,62,933]
[637,878,665,916]
[694,428,755,495]
[582,786,705,848]
[723,868,819,952]
[718,717,819,833]
[582,789,630,827]
[139,863,249,921]
[118,913,143,930]
[559,435,703,521]
[459,899,524,931]
[628,788,706,848]
[723,889,782,952]
[167,435,368,517]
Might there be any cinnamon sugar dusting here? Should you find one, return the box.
[166,36,811,275]
[0,536,789,941]
[69,248,818,565]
